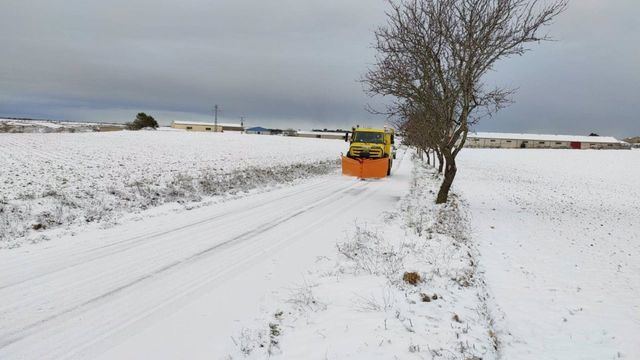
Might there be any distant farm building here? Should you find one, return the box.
[218,123,244,132]
[171,121,221,132]
[465,132,629,150]
[171,121,244,132]
[246,126,274,135]
[296,131,349,140]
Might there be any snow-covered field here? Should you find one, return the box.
[0,131,344,248]
[2,135,638,360]
[456,149,640,359]
[0,118,113,133]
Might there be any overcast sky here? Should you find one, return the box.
[1,0,638,136]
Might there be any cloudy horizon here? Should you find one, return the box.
[1,0,638,136]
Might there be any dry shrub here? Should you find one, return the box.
[489,329,500,351]
[337,225,406,282]
[403,271,421,285]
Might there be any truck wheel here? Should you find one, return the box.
[387,159,392,176]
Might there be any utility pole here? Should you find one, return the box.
[213,105,219,131]
[240,116,245,134]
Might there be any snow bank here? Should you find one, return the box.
[456,149,640,359]
[0,131,345,248]
[227,156,497,359]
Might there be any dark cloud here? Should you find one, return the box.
[1,0,638,135]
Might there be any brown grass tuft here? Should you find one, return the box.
[403,271,421,285]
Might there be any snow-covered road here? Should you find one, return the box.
[0,151,411,359]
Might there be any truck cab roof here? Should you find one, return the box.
[354,127,394,134]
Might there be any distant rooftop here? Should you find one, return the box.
[469,132,625,144]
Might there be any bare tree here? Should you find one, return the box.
[398,103,447,171]
[365,0,566,203]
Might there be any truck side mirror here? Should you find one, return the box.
[391,135,395,144]
[345,132,349,142]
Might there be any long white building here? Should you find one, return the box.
[171,121,244,132]
[465,132,629,150]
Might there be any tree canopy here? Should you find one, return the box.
[127,113,158,130]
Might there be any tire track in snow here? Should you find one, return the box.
[0,177,336,290]
[0,178,356,318]
[0,178,366,354]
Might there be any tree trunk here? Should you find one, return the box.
[424,149,430,165]
[435,149,444,173]
[436,149,457,204]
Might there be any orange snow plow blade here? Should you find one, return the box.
[341,156,389,179]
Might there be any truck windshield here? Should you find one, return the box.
[353,132,384,144]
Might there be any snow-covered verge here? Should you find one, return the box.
[0,131,344,248]
[456,149,640,359]
[226,157,498,359]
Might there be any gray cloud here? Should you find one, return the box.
[1,0,638,136]
[481,0,640,137]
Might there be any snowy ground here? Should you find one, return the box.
[0,131,344,248]
[2,137,638,359]
[223,155,497,360]
[456,149,640,360]
[0,147,427,359]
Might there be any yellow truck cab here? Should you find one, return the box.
[342,126,396,178]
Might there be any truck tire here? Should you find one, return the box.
[387,159,392,176]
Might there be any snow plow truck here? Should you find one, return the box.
[342,126,395,179]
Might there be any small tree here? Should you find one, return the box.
[127,113,158,130]
[365,0,566,203]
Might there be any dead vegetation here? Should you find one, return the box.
[403,271,422,285]
[336,224,407,283]
[452,313,462,323]
[231,311,285,356]
[420,292,439,302]
[286,281,327,313]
